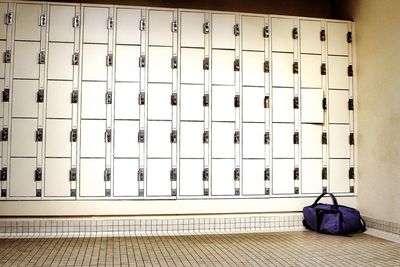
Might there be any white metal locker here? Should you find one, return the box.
[116,8,141,45]
[300,20,322,54]
[48,43,74,80]
[328,56,349,89]
[271,17,295,52]
[180,48,204,84]
[179,159,203,196]
[272,52,294,87]
[329,124,351,159]
[180,84,204,121]
[11,79,39,118]
[242,159,265,195]
[242,16,265,51]
[301,89,324,123]
[328,90,350,124]
[113,158,139,197]
[82,44,108,81]
[211,13,236,49]
[180,12,205,48]
[147,121,172,158]
[44,158,71,197]
[300,54,322,88]
[45,119,72,158]
[243,123,265,159]
[83,7,109,44]
[10,119,37,157]
[148,46,173,83]
[329,159,350,193]
[301,159,323,194]
[81,82,107,119]
[115,45,141,82]
[211,86,235,122]
[272,159,295,194]
[146,158,171,196]
[301,124,323,158]
[272,123,294,158]
[9,158,37,197]
[272,87,294,123]
[80,158,106,197]
[13,41,40,79]
[114,120,139,158]
[180,121,203,159]
[49,5,76,42]
[148,10,174,46]
[114,83,140,120]
[147,83,172,121]
[243,86,265,123]
[242,51,264,87]
[0,3,8,39]
[46,81,73,119]
[211,122,235,159]
[0,41,5,78]
[80,120,106,158]
[15,3,42,41]
[212,50,235,85]
[327,22,349,56]
[211,159,235,196]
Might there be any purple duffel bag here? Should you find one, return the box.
[303,193,366,235]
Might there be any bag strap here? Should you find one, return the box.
[312,192,339,208]
[360,216,367,233]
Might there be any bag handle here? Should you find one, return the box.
[311,192,339,208]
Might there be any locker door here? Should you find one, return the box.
[116,8,141,45]
[81,82,107,119]
[44,158,71,197]
[327,22,349,56]
[148,10,173,46]
[9,158,36,197]
[0,41,5,78]
[212,50,235,85]
[180,12,205,48]
[114,120,139,158]
[48,43,74,80]
[147,83,172,121]
[211,86,235,122]
[45,119,72,158]
[180,48,204,84]
[301,159,323,194]
[148,46,173,83]
[301,124,323,158]
[115,45,141,82]
[180,121,203,159]
[243,87,264,123]
[179,159,203,196]
[242,51,264,87]
[147,121,171,158]
[243,123,264,159]
[46,81,73,119]
[272,159,295,194]
[83,7,109,44]
[0,3,8,39]
[300,54,322,88]
[329,125,351,159]
[11,80,39,118]
[114,158,139,197]
[242,159,265,195]
[328,90,350,124]
[147,158,171,196]
[272,52,294,87]
[114,83,140,120]
[82,44,108,81]
[328,56,349,89]
[242,16,265,51]
[49,5,76,42]
[329,159,350,193]
[15,3,42,41]
[180,84,204,121]
[300,20,322,54]
[211,159,235,195]
[211,13,236,49]
[272,123,294,158]
[10,119,37,157]
[80,120,106,158]
[272,87,294,123]
[211,122,235,158]
[13,41,40,79]
[301,89,323,123]
[271,18,294,52]
[80,158,106,197]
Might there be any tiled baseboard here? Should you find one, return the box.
[364,216,400,236]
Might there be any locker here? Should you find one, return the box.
[45,119,72,158]
[0,41,5,78]
[271,52,294,87]
[180,121,203,158]
[46,81,73,119]
[242,159,265,195]
[146,158,171,196]
[115,45,141,82]
[180,48,204,84]
[211,13,236,49]
[211,159,235,196]
[80,158,106,197]
[10,119,37,157]
[81,82,107,119]
[80,120,106,158]
[328,90,350,123]
[211,122,235,159]
[300,20,322,54]
[300,54,322,88]
[272,159,295,194]
[328,56,349,89]
[11,79,39,118]
[301,159,323,194]
[272,123,294,158]
[271,17,294,52]
[179,159,203,196]
[243,123,265,159]
[212,50,235,85]
[48,42,74,80]
[180,12,205,48]
[83,7,109,44]
[9,158,37,197]
[116,8,141,45]
[211,86,235,122]
[13,41,40,79]
[147,120,172,158]
[327,22,349,56]
[301,124,323,158]
[148,10,174,46]
[329,124,351,159]
[0,3,8,40]
[82,44,108,81]
[243,86,265,123]
[113,158,139,197]
[301,89,324,123]
[114,120,139,158]
[114,83,140,120]
[15,3,42,41]
[242,51,265,87]
[242,16,265,51]
[329,159,350,193]
[147,83,172,121]
[180,84,204,121]
[148,46,173,83]
[272,87,294,123]
[49,5,76,42]
[44,158,71,197]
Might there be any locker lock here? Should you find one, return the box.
[292,27,298,39]
[263,25,270,38]
[138,189,144,197]
[320,29,326,42]
[264,96,270,109]
[69,168,77,181]
[2,88,9,102]
[234,59,240,71]
[37,89,44,103]
[294,167,299,180]
[72,52,79,65]
[38,51,46,64]
[265,188,270,195]
[202,168,209,181]
[348,65,353,77]
[203,22,210,34]
[36,189,42,197]
[70,189,76,197]
[5,12,13,25]
[235,188,240,196]
[293,96,299,109]
[139,19,146,31]
[349,167,355,179]
[73,16,80,28]
[36,128,43,142]
[106,53,113,66]
[294,187,299,194]
[203,94,209,107]
[234,131,240,144]
[137,168,144,181]
[293,61,299,74]
[264,60,270,73]
[138,92,145,105]
[0,167,7,181]
[170,130,177,143]
[203,188,209,196]
[322,97,327,110]
[139,55,146,68]
[39,14,47,27]
[349,186,355,194]
[105,91,112,104]
[203,57,209,70]
[105,129,112,143]
[264,168,270,181]
[171,189,177,196]
[1,128,8,142]
[293,131,299,144]
[203,131,209,144]
[322,132,327,145]
[171,56,178,69]
[321,63,327,75]
[70,90,78,104]
[3,50,11,64]
[171,93,177,106]
[1,189,6,197]
[264,132,270,144]
[35,168,42,181]
[171,20,177,32]
[322,167,327,180]
[70,129,78,142]
[322,186,327,194]
[233,23,240,36]
[138,130,145,143]
[107,17,114,29]
[170,168,177,181]
[348,99,354,110]
[349,133,354,145]
[234,168,240,181]
[104,168,111,181]
[347,32,353,43]
[105,189,111,197]
[234,95,240,108]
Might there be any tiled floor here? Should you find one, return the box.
[0,231,399,267]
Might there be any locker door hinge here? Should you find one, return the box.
[72,52,79,65]
[347,32,353,43]
[138,189,144,196]
[137,168,144,181]
[263,25,269,38]
[170,130,177,143]
[73,16,80,28]
[2,88,9,102]
[138,130,145,143]
[1,128,8,141]
[171,20,177,32]
[292,27,298,39]
[234,95,240,108]
[106,53,113,66]
[265,188,270,195]
[70,129,77,142]
[0,167,7,181]
[203,94,209,107]
[349,167,355,179]
[293,131,299,144]
[35,128,43,142]
[35,168,42,181]
[104,168,111,181]
[105,91,112,104]
[264,132,270,144]
[170,168,177,181]
[203,188,209,196]
[69,168,77,181]
[171,56,178,69]
[36,189,42,197]
[321,63,326,75]
[5,12,13,25]
[71,90,78,103]
[1,189,6,197]
[139,55,145,68]
[234,168,240,181]
[203,22,210,34]
[37,89,44,103]
[107,17,114,29]
[234,131,240,144]
[233,23,240,36]
[264,60,270,73]
[264,168,270,181]
[348,99,354,110]
[264,96,269,108]
[349,186,354,193]
[234,59,240,71]
[322,167,327,180]
[202,168,209,181]
[203,130,209,144]
[349,133,354,145]
[322,132,327,144]
[322,97,327,110]
[105,189,111,197]
[138,92,145,105]
[105,129,112,143]
[293,61,299,74]
[38,51,46,64]
[70,189,76,197]
[320,29,326,41]
[171,93,177,106]
[294,187,299,194]
[348,65,353,76]
[294,167,299,180]
[293,96,299,109]
[3,49,11,63]
[203,57,209,70]
[139,18,146,31]
[39,14,47,27]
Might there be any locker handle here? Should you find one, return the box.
[70,129,77,142]
[234,24,240,36]
[138,130,145,143]
[171,93,177,106]
[349,167,355,179]
[170,168,177,181]
[264,60,270,73]
[349,133,354,145]
[38,51,45,64]
[1,189,6,197]
[293,168,299,180]
[39,14,47,27]
[139,55,146,68]
[321,63,326,75]
[348,99,354,110]
[104,168,111,181]
[170,130,177,143]
[203,94,209,107]
[347,32,353,43]
[35,168,42,181]
[348,65,353,77]
[263,25,269,38]
[203,22,210,34]
[293,97,299,109]
[137,168,144,181]
[171,20,177,32]
[3,50,11,63]
[293,132,299,144]
[5,12,13,25]
[0,167,7,181]
[72,52,79,65]
[202,168,209,181]
[203,57,209,70]
[71,90,78,104]
[293,61,298,74]
[234,59,240,71]
[234,131,240,144]
[37,89,44,103]
[171,56,178,69]
[292,27,298,39]
[234,95,240,108]
[69,168,77,181]
[138,92,145,105]
[320,29,326,41]
[139,19,146,31]
[2,88,9,102]
[264,96,269,109]
[73,16,80,28]
[264,132,270,144]
[322,132,327,145]
[264,168,270,181]
[105,129,112,143]
[1,128,8,141]
[107,17,114,29]
[322,167,327,180]
[203,131,209,144]
[234,168,240,181]
[106,54,113,66]
[35,128,43,142]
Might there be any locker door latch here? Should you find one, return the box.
[347,32,353,43]
[203,57,209,70]
[292,27,298,39]
[234,168,240,181]
[264,96,270,109]
[293,96,299,109]
[171,93,177,106]
[72,52,79,65]
[294,187,299,194]
[37,89,44,103]
[138,130,145,143]
[203,131,209,144]
[138,92,145,105]
[35,128,43,142]
[70,189,76,197]
[322,97,327,110]
[38,51,46,64]
[36,189,42,197]
[73,16,80,28]
[233,23,240,36]
[69,168,77,181]
[104,168,111,181]
[234,131,240,144]
[348,65,353,76]
[263,25,270,38]
[293,131,299,144]
[70,129,77,142]
[203,94,209,107]
[349,167,355,179]
[106,53,113,66]
[105,91,112,104]
[294,167,299,180]
[107,17,114,29]
[171,56,178,69]
[2,88,9,102]
[234,59,240,71]
[139,18,146,31]
[264,168,270,181]
[105,189,111,197]
[5,12,13,25]
[171,20,177,32]
[35,168,42,181]
[1,128,8,141]
[293,61,299,74]
[39,14,47,27]
[3,49,11,63]
[139,55,145,68]
[321,63,326,75]
[170,168,177,181]
[349,186,354,193]
[348,99,354,110]
[234,95,240,108]
[264,132,270,144]
[170,130,177,143]
[349,133,354,145]
[203,22,210,34]
[203,188,209,196]
[105,129,112,143]
[0,167,7,181]
[137,168,144,181]
[202,168,209,181]
[322,167,327,180]
[320,29,326,41]
[71,90,78,103]
[264,60,270,73]
[322,132,327,144]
